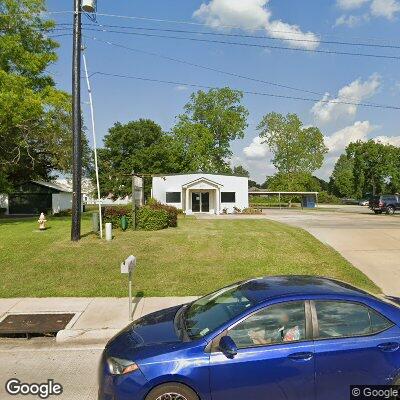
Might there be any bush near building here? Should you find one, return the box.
[136,207,169,231]
[104,201,178,231]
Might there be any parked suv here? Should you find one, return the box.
[369,194,400,214]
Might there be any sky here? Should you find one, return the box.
[46,0,400,183]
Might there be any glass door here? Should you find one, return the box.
[192,192,200,212]
[201,192,210,212]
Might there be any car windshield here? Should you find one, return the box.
[184,283,255,340]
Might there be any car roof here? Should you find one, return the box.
[238,275,372,304]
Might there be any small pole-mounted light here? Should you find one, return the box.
[82,0,96,13]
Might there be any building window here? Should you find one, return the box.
[166,192,181,203]
[221,192,236,203]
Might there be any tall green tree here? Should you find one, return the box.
[347,140,395,197]
[233,165,250,177]
[172,88,248,172]
[329,154,355,198]
[96,119,180,198]
[329,140,400,198]
[0,0,88,192]
[257,113,328,190]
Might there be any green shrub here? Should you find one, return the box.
[0,207,7,216]
[146,198,178,228]
[104,205,133,228]
[318,191,341,204]
[136,206,169,231]
[104,201,178,231]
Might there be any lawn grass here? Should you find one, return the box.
[0,215,380,297]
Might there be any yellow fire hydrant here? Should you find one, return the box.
[38,212,47,231]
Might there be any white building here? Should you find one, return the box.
[152,173,249,215]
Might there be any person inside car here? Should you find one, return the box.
[248,310,301,345]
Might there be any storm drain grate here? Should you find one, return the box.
[0,313,75,339]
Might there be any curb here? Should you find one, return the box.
[56,328,120,345]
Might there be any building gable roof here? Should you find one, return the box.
[182,176,224,189]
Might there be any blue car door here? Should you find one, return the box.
[312,300,400,400]
[209,301,315,400]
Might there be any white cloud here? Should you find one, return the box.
[337,0,369,9]
[335,14,368,26]
[324,121,375,153]
[335,0,400,24]
[193,0,319,50]
[374,135,400,146]
[175,85,188,91]
[370,0,400,19]
[311,74,381,123]
[243,136,270,159]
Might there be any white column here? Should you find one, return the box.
[185,189,190,214]
[215,188,220,215]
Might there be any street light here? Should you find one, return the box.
[82,0,96,12]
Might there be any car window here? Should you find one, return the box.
[382,196,396,201]
[228,301,306,349]
[369,309,393,333]
[315,301,392,339]
[184,284,255,339]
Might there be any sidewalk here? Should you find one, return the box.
[0,297,198,345]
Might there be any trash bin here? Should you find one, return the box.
[92,212,99,233]
[120,215,128,231]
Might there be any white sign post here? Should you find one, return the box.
[120,255,137,320]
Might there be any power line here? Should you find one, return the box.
[54,22,400,50]
[85,35,392,106]
[85,35,325,97]
[88,71,400,111]
[79,27,400,60]
[4,10,399,45]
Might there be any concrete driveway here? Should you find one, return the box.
[263,209,400,296]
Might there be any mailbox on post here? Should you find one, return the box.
[121,255,137,320]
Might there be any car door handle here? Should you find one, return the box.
[288,352,313,361]
[377,342,400,352]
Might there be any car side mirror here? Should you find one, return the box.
[219,336,238,358]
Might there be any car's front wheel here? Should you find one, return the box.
[145,383,199,400]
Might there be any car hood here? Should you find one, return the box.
[106,305,183,358]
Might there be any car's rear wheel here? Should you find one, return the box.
[386,206,395,215]
[145,383,199,400]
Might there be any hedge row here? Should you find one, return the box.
[103,200,178,231]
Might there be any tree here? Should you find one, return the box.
[257,113,328,190]
[329,154,354,198]
[0,0,89,192]
[96,119,180,198]
[233,165,249,177]
[347,140,396,197]
[265,172,321,192]
[329,140,400,198]
[172,88,248,172]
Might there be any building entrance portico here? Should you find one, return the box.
[182,177,223,215]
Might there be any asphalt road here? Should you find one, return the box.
[0,339,103,400]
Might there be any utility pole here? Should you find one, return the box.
[71,0,82,241]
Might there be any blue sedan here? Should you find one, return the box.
[98,276,400,400]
